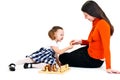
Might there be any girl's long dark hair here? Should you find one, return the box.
[81,0,114,36]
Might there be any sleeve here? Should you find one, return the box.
[50,40,58,47]
[98,20,111,69]
[81,40,89,45]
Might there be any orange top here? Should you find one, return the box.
[82,18,111,69]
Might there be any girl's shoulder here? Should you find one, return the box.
[50,40,58,47]
[96,19,110,29]
[97,19,109,26]
[95,19,110,34]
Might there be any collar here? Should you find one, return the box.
[93,18,100,26]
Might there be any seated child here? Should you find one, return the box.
[9,26,74,71]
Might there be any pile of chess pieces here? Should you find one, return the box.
[39,64,69,74]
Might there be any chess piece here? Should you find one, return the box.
[44,64,51,71]
[65,64,69,70]
[51,64,58,72]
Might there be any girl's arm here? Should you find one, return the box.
[54,53,61,67]
[81,40,89,45]
[71,39,89,45]
[51,44,73,54]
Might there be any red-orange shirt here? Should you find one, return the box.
[82,18,111,69]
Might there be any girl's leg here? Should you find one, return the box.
[15,57,34,65]
[9,57,34,71]
[59,46,103,68]
[59,46,88,67]
[32,63,47,69]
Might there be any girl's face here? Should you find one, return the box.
[83,12,95,22]
[54,29,64,42]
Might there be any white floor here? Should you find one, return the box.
[2,63,120,80]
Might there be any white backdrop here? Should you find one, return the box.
[0,0,120,80]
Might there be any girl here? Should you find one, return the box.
[9,26,73,71]
[59,0,120,74]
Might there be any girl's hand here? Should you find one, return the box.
[68,43,74,49]
[70,40,81,45]
[106,69,120,74]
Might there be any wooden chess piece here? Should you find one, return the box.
[51,64,57,72]
[65,64,69,70]
[44,64,51,71]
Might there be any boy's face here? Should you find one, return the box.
[54,29,64,42]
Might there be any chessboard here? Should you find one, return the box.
[39,64,69,74]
